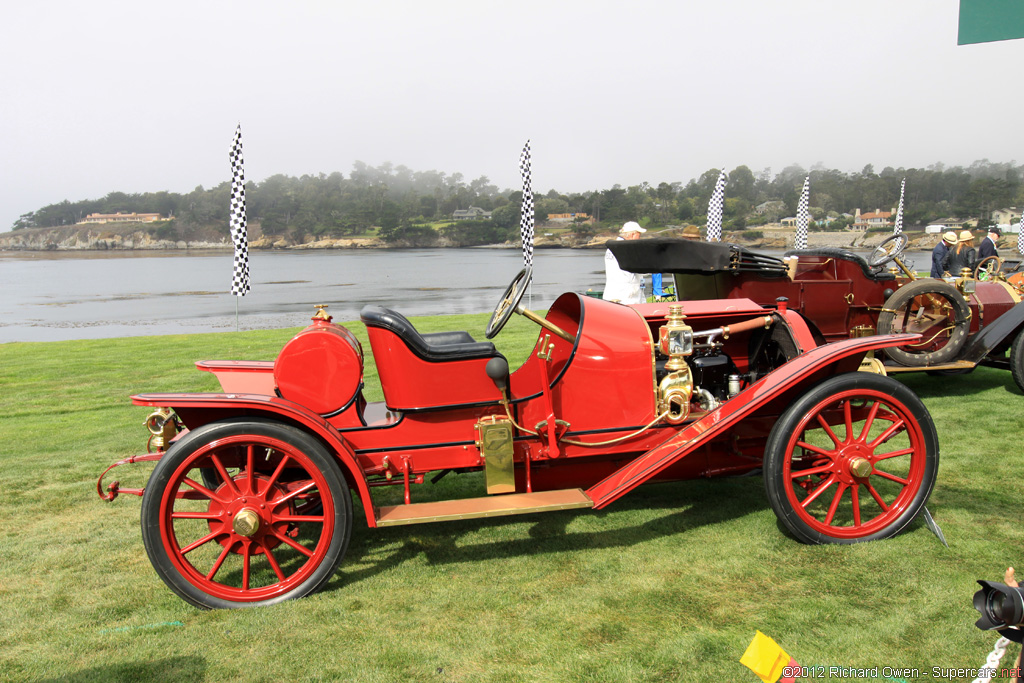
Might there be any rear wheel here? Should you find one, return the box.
[763,373,938,544]
[1011,328,1024,394]
[141,418,352,609]
[876,279,970,366]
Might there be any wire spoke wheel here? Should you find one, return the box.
[764,373,938,544]
[142,419,351,609]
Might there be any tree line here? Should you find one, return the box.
[13,159,1023,244]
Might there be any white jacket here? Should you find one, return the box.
[603,240,644,304]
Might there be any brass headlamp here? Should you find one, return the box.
[658,304,695,423]
[145,407,178,452]
[956,267,977,295]
[659,304,694,370]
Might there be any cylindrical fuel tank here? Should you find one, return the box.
[274,316,363,415]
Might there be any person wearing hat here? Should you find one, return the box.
[930,231,957,278]
[945,229,976,276]
[603,221,646,304]
[979,225,1001,261]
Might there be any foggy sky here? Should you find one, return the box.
[1,0,1020,232]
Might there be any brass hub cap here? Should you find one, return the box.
[848,456,873,479]
[232,508,261,537]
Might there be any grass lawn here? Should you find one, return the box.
[1,313,1023,682]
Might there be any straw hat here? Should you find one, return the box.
[958,230,974,243]
[942,231,957,245]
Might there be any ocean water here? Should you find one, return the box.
[0,246,927,343]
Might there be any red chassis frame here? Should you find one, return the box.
[101,284,939,609]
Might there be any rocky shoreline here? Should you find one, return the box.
[0,223,947,253]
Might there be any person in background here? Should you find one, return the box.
[945,229,976,276]
[931,231,957,278]
[979,225,1001,261]
[603,221,646,304]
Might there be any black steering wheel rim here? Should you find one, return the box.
[868,233,909,268]
[486,267,532,339]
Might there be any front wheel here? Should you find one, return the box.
[763,373,938,544]
[141,418,352,609]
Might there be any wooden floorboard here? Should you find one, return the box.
[375,488,594,527]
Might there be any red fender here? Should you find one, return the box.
[131,392,377,527]
[585,332,921,509]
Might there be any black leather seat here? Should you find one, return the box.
[359,305,500,362]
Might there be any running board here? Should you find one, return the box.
[884,360,976,373]
[375,488,594,527]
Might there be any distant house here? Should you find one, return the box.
[930,217,967,230]
[754,200,784,215]
[992,207,1021,226]
[546,213,591,222]
[78,212,162,224]
[452,206,492,220]
[851,208,895,230]
[780,217,798,227]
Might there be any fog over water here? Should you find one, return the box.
[0,247,930,343]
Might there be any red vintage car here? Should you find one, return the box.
[100,268,939,609]
[609,235,1024,391]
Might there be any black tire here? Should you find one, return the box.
[763,373,939,545]
[1011,327,1024,394]
[141,418,352,609]
[876,279,970,367]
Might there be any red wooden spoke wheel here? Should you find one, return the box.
[764,373,938,544]
[141,419,351,609]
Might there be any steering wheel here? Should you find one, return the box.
[486,267,532,339]
[868,233,909,268]
[974,255,1003,280]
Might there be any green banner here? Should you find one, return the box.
[959,0,1024,45]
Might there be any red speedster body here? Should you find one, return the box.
[101,269,941,609]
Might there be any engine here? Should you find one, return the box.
[654,304,772,421]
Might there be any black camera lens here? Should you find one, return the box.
[974,580,1024,642]
[990,592,1011,621]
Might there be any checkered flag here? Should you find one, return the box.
[795,176,810,250]
[893,177,905,235]
[228,124,250,296]
[1018,214,1024,255]
[518,140,534,267]
[706,170,726,242]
